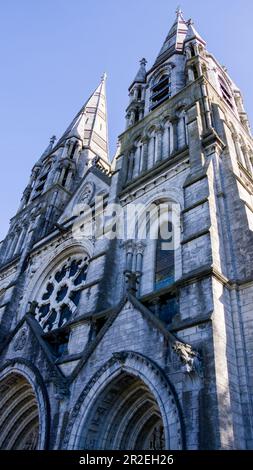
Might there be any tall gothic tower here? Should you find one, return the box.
[0,9,253,450]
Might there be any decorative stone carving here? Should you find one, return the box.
[32,255,89,332]
[78,182,94,205]
[13,328,28,351]
[172,340,201,374]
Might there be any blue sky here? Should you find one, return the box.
[0,0,252,240]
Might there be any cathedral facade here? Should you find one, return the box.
[0,9,253,450]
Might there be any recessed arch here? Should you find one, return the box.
[64,352,185,450]
[0,360,50,449]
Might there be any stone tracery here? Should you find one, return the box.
[34,255,89,332]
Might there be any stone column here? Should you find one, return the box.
[124,239,135,273]
[152,136,157,164]
[141,137,149,172]
[196,61,202,77]
[185,101,204,170]
[18,185,32,212]
[54,166,62,184]
[233,133,246,167]
[130,110,135,126]
[125,113,130,129]
[3,235,14,262]
[9,229,20,259]
[241,144,252,173]
[241,115,251,134]
[201,81,212,130]
[193,44,199,56]
[165,125,172,158]
[156,126,164,162]
[13,226,26,256]
[187,66,195,83]
[171,118,179,153]
[138,145,143,174]
[132,146,141,178]
[185,46,192,60]
[135,241,145,276]
[127,147,135,181]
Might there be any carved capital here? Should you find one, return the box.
[136,241,146,255]
[124,239,135,254]
[232,132,239,142]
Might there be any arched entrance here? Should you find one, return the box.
[81,372,165,450]
[65,352,184,450]
[0,373,39,449]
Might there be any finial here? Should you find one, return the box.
[50,135,56,145]
[101,72,107,82]
[140,58,147,67]
[176,5,182,17]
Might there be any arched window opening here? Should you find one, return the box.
[150,75,171,110]
[61,167,70,187]
[192,66,199,80]
[137,87,142,101]
[69,142,77,160]
[134,109,140,124]
[155,220,174,290]
[31,164,51,199]
[0,373,39,450]
[190,44,195,57]
[218,76,233,109]
[202,64,207,78]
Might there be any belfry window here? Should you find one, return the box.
[61,167,70,187]
[190,44,195,57]
[134,109,140,124]
[192,65,199,80]
[219,76,233,109]
[150,75,171,110]
[34,255,89,332]
[69,142,77,160]
[155,220,174,290]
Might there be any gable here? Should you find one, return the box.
[60,299,167,379]
[58,170,109,224]
[92,301,165,360]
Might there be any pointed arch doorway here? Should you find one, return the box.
[0,372,39,449]
[81,372,165,450]
[66,352,184,450]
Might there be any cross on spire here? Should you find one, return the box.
[176,5,183,16]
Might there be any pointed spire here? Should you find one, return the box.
[132,58,147,86]
[184,19,206,46]
[55,75,109,161]
[176,5,183,17]
[153,8,188,66]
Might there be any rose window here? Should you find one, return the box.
[34,255,89,332]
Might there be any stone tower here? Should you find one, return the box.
[0,9,253,450]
